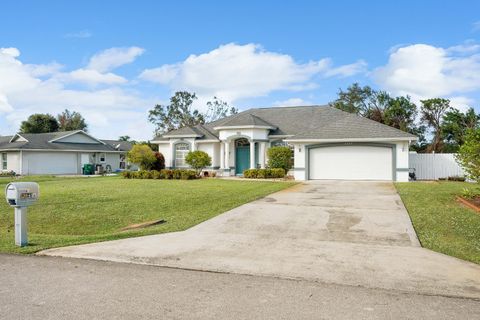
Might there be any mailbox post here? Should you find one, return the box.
[5,182,40,247]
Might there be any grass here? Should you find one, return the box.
[395,181,480,264]
[0,176,295,254]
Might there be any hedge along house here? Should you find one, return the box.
[0,130,132,175]
[152,106,418,181]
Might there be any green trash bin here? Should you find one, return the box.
[82,164,94,175]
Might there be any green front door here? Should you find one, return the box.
[235,146,250,175]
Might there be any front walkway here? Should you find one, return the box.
[40,181,480,299]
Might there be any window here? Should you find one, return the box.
[1,153,6,170]
[175,143,190,167]
[99,153,106,163]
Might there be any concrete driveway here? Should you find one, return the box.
[40,181,480,299]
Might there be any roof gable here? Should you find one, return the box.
[213,113,276,129]
[49,131,105,144]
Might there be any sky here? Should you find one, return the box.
[1,0,480,140]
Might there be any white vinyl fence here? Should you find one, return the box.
[409,153,466,180]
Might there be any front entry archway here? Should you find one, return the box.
[235,138,250,175]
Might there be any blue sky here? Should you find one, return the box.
[1,1,479,139]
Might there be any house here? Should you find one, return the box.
[0,130,132,175]
[152,106,417,181]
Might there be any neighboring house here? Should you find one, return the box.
[0,130,132,175]
[152,106,417,181]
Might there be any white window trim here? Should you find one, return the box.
[1,153,7,170]
[174,143,190,168]
[99,152,106,163]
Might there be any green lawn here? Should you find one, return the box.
[0,176,295,254]
[395,181,480,264]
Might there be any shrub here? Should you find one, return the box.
[151,170,162,179]
[127,145,157,170]
[461,187,480,199]
[243,168,286,179]
[121,169,198,180]
[180,170,197,180]
[270,168,286,178]
[151,152,166,171]
[267,146,293,172]
[138,170,153,179]
[447,176,466,182]
[0,171,16,177]
[161,169,174,179]
[243,169,257,178]
[456,128,480,183]
[121,171,132,179]
[185,150,212,177]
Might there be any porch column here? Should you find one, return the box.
[224,141,230,173]
[192,140,197,151]
[220,142,225,169]
[259,142,266,169]
[250,141,256,169]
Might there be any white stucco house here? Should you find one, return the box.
[0,130,132,175]
[152,105,417,181]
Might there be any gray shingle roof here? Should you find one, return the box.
[0,131,130,152]
[153,105,417,141]
[214,113,276,128]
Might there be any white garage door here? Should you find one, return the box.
[309,145,392,180]
[24,152,78,175]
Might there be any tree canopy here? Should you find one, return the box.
[420,98,451,153]
[20,114,60,133]
[330,83,479,153]
[19,110,88,134]
[148,91,237,135]
[455,128,480,183]
[57,109,88,132]
[127,145,157,170]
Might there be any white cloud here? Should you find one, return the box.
[270,98,311,108]
[324,59,367,77]
[0,47,152,139]
[448,96,474,112]
[87,47,145,72]
[0,93,13,112]
[373,43,480,104]
[64,68,127,85]
[140,43,364,102]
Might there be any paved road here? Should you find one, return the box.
[1,254,479,320]
[41,181,480,298]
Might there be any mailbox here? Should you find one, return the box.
[5,182,39,207]
[5,182,40,247]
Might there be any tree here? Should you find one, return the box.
[456,128,480,183]
[441,107,480,152]
[127,145,156,170]
[118,136,131,142]
[267,146,293,171]
[383,96,418,133]
[20,114,59,133]
[185,150,212,176]
[329,83,374,116]
[204,97,238,122]
[151,152,166,171]
[148,91,205,135]
[420,98,451,152]
[57,109,88,131]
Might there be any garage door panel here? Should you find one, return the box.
[24,152,78,175]
[309,146,392,180]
